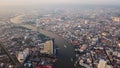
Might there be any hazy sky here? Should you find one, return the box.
[0,0,120,6]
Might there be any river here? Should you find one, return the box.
[10,16,75,68]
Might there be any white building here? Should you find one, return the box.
[40,40,53,54]
[17,48,29,63]
[98,59,106,68]
[112,17,120,22]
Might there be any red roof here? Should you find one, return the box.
[36,65,52,68]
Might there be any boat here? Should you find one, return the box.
[64,45,67,48]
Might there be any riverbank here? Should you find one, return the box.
[10,15,75,68]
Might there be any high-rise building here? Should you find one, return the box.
[36,19,40,27]
[17,48,29,63]
[98,59,106,68]
[40,40,54,54]
[112,17,120,22]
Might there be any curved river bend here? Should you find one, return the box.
[10,16,75,68]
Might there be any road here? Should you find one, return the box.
[10,16,75,68]
[22,25,75,68]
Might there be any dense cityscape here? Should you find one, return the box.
[35,8,120,68]
[0,1,120,68]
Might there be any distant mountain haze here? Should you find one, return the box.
[0,0,120,6]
